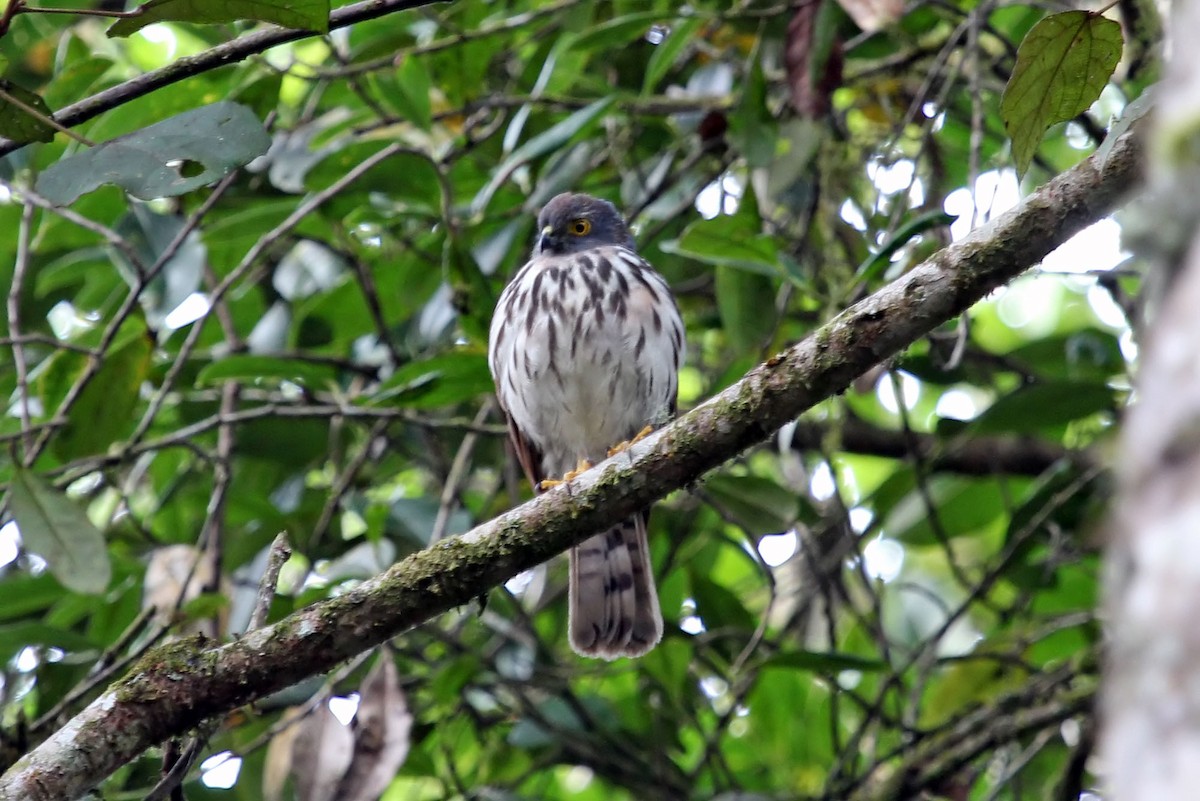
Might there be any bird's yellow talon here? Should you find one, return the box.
[539,458,593,490]
[606,425,655,457]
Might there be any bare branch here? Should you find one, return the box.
[0,0,447,157]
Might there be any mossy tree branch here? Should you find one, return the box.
[0,128,1141,801]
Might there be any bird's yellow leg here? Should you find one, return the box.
[607,425,655,458]
[539,458,594,490]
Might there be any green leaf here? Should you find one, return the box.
[108,0,330,37]
[392,55,433,130]
[472,98,615,214]
[920,634,1028,727]
[662,215,781,276]
[1003,465,1101,589]
[47,318,152,461]
[729,50,775,168]
[855,210,956,283]
[715,265,777,353]
[705,473,801,533]
[114,205,206,327]
[0,622,96,662]
[195,355,338,388]
[884,476,1013,545]
[370,352,493,409]
[689,573,755,631]
[36,101,271,204]
[8,467,111,595]
[0,81,56,144]
[643,19,701,95]
[43,57,115,109]
[1006,331,1123,382]
[972,380,1114,434]
[1000,11,1122,176]
[507,696,614,748]
[0,574,66,622]
[568,13,663,52]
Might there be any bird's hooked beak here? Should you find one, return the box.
[538,224,560,255]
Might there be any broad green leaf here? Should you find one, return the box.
[689,573,755,631]
[36,101,271,204]
[392,55,433,131]
[1000,11,1122,176]
[108,0,330,37]
[238,417,329,465]
[43,57,115,109]
[8,467,111,595]
[662,215,781,276]
[705,473,801,533]
[715,265,777,353]
[0,574,66,622]
[972,380,1114,434]
[1006,330,1124,382]
[920,634,1028,727]
[369,352,493,409]
[742,666,834,777]
[195,355,338,388]
[729,49,775,167]
[884,476,1013,545]
[643,18,701,95]
[0,81,56,144]
[0,622,97,662]
[46,318,152,461]
[472,98,615,214]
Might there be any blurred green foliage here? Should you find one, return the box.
[0,0,1150,798]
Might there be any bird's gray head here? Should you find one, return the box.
[535,193,636,256]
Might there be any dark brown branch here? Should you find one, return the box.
[0,127,1142,801]
[790,417,1094,477]
[0,0,449,157]
[858,669,1089,799]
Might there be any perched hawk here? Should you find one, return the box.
[487,193,686,659]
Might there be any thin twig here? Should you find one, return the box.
[249,534,293,633]
[431,399,494,543]
[0,0,444,157]
[7,197,36,458]
[0,85,94,146]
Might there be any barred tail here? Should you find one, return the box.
[568,516,662,659]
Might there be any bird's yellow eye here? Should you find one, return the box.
[569,218,591,236]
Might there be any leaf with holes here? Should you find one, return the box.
[108,0,329,37]
[35,101,271,204]
[1001,11,1122,176]
[8,467,111,595]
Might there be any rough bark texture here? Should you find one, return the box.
[1101,2,1200,791]
[0,127,1141,801]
